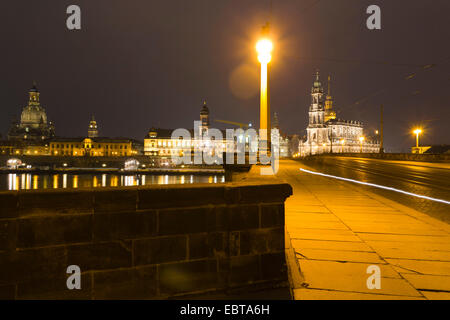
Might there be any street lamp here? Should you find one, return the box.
[340,139,345,153]
[256,25,273,153]
[413,128,422,148]
[359,136,365,153]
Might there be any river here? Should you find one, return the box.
[0,173,225,191]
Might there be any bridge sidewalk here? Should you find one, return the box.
[277,160,450,300]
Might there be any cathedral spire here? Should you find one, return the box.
[324,75,336,122]
[327,75,331,97]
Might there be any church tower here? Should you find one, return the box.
[305,71,330,153]
[309,70,325,127]
[324,75,337,122]
[199,100,209,136]
[88,115,99,138]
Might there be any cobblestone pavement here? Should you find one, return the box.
[277,159,450,300]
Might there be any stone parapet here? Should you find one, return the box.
[0,181,292,299]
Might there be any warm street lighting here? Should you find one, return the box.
[359,136,365,153]
[256,23,272,154]
[413,128,422,148]
[256,39,273,64]
[340,139,345,153]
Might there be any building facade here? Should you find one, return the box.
[2,84,143,157]
[49,138,142,156]
[8,83,55,141]
[298,72,379,156]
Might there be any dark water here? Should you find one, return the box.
[0,173,225,191]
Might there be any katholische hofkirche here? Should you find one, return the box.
[298,71,380,156]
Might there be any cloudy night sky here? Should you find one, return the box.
[1,0,449,152]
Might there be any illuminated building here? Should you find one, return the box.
[88,116,99,138]
[298,71,380,156]
[49,138,143,156]
[8,83,55,141]
[199,100,209,136]
[144,101,236,162]
[272,112,290,158]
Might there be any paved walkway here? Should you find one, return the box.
[277,160,450,300]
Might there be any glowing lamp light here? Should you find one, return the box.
[256,39,273,64]
[413,129,422,135]
[359,136,365,142]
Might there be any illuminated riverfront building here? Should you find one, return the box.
[298,71,380,156]
[49,138,143,156]
[144,101,258,163]
[8,83,55,141]
[2,84,143,157]
[144,101,228,161]
[272,112,290,158]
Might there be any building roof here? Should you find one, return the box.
[49,137,143,144]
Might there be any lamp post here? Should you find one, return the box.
[359,136,365,153]
[340,139,345,153]
[256,24,272,154]
[413,129,422,148]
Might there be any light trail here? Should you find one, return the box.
[299,168,450,205]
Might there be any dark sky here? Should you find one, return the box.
[1,0,449,152]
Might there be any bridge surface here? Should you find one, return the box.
[277,159,450,300]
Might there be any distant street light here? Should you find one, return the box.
[340,139,345,153]
[256,23,273,153]
[359,136,365,153]
[413,128,422,148]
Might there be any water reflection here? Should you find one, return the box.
[2,173,225,191]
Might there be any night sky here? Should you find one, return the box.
[1,0,449,152]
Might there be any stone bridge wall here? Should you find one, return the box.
[0,181,292,299]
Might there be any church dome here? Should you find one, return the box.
[21,106,47,128]
[20,83,48,129]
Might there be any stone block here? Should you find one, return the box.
[229,232,239,256]
[234,184,292,204]
[0,284,15,299]
[67,242,132,271]
[93,266,157,299]
[261,204,285,228]
[134,236,186,265]
[261,252,287,281]
[93,189,137,213]
[229,255,261,285]
[138,186,226,210]
[0,193,18,219]
[266,227,285,253]
[17,272,92,300]
[18,190,93,216]
[93,210,157,241]
[159,259,218,295]
[17,214,92,248]
[0,246,67,285]
[239,230,268,255]
[229,205,259,230]
[0,219,16,251]
[159,207,209,235]
[188,232,227,260]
